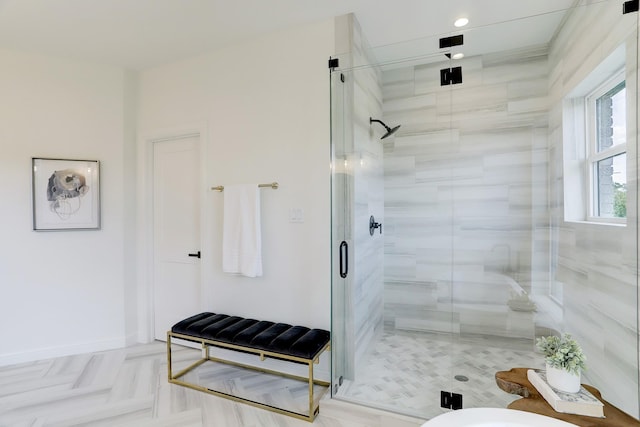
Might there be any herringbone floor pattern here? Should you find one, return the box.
[0,333,539,425]
[0,342,352,427]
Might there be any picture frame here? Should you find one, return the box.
[32,158,101,231]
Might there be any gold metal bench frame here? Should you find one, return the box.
[167,331,331,422]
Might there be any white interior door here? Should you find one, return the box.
[153,135,202,341]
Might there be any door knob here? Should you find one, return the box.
[188,251,201,259]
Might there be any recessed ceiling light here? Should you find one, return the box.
[452,53,465,60]
[454,17,469,28]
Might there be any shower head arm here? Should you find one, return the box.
[369,118,392,133]
[370,117,401,140]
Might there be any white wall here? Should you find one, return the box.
[137,19,335,333]
[0,49,136,365]
[0,16,334,368]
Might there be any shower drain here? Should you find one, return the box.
[454,375,469,382]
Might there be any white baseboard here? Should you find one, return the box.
[125,331,139,347]
[0,337,126,367]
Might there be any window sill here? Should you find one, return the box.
[565,219,626,227]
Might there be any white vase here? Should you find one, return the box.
[546,363,581,393]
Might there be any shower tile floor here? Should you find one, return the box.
[335,329,544,420]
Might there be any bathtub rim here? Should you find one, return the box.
[420,407,577,426]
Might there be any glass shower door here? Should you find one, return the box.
[329,23,459,418]
[447,1,640,418]
[330,63,354,396]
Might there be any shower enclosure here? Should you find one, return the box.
[330,1,640,421]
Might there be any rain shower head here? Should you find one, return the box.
[370,117,401,139]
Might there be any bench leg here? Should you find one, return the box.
[309,361,314,420]
[166,332,173,381]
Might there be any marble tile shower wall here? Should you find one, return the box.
[381,46,550,339]
[350,16,385,368]
[546,1,639,416]
[333,13,385,376]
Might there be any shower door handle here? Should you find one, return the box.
[339,241,348,278]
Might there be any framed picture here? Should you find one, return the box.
[32,158,101,231]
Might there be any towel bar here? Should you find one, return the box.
[211,182,279,191]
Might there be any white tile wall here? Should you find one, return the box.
[382,45,548,343]
[332,14,385,383]
[547,1,639,416]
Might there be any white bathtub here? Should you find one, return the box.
[421,408,576,427]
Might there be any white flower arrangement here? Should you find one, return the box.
[536,333,586,375]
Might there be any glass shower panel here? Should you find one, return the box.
[446,1,640,418]
[379,55,458,420]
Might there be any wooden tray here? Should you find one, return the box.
[495,368,640,427]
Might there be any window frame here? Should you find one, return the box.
[585,69,627,224]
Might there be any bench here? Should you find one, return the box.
[166,312,331,422]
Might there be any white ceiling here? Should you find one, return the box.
[0,0,577,70]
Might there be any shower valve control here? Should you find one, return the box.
[369,215,382,236]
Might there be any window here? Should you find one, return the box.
[562,45,627,225]
[586,74,627,222]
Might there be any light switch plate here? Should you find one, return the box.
[289,208,304,223]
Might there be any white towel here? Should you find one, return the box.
[222,184,263,277]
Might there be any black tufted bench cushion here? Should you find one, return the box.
[166,312,331,422]
[171,312,330,361]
